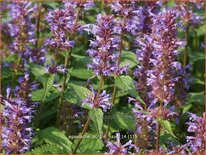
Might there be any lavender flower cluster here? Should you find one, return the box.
[7,1,36,56]
[85,14,121,76]
[2,74,38,154]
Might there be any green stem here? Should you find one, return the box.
[72,75,104,154]
[105,16,126,139]
[156,121,161,152]
[155,102,163,152]
[56,8,81,127]
[72,117,91,154]
[56,49,72,127]
[101,0,105,13]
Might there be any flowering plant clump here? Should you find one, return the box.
[1,0,205,154]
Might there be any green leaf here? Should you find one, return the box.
[30,63,47,77]
[160,120,176,138]
[74,133,104,153]
[70,68,93,80]
[195,25,205,36]
[115,75,136,95]
[187,92,204,105]
[89,108,103,135]
[37,127,73,153]
[31,89,45,101]
[182,104,193,114]
[160,134,180,146]
[115,75,144,104]
[188,49,204,63]
[194,78,205,85]
[120,51,138,68]
[110,111,136,130]
[27,144,65,154]
[65,90,79,104]
[70,84,92,100]
[38,73,55,101]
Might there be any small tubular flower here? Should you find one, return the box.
[129,97,156,151]
[45,8,76,50]
[147,8,186,105]
[106,133,133,154]
[185,113,205,153]
[85,14,121,76]
[2,74,38,154]
[82,87,111,112]
[7,1,36,57]
[63,0,94,10]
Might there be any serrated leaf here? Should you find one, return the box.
[37,127,73,153]
[70,68,93,80]
[38,73,55,101]
[89,108,103,135]
[187,92,204,105]
[31,89,45,101]
[111,111,135,130]
[70,84,92,100]
[74,133,104,153]
[120,51,138,68]
[115,75,136,95]
[115,75,144,104]
[160,120,176,138]
[182,104,193,114]
[30,63,47,77]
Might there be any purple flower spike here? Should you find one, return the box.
[2,86,38,154]
[7,1,36,57]
[147,8,186,105]
[45,8,77,50]
[84,14,122,76]
[82,87,111,112]
[106,133,133,154]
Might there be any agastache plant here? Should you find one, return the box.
[1,1,205,154]
[131,3,160,152]
[45,1,84,127]
[1,74,38,154]
[73,14,122,153]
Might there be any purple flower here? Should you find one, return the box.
[2,75,38,154]
[129,97,156,151]
[82,87,111,112]
[175,3,204,28]
[109,0,139,35]
[14,73,39,101]
[24,47,46,65]
[85,14,122,76]
[147,8,186,105]
[134,36,154,105]
[45,8,77,50]
[185,113,205,153]
[106,133,133,154]
[46,60,67,74]
[7,1,36,57]
[63,0,94,10]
